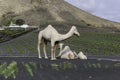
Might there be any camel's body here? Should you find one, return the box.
[38,25,80,60]
[60,46,77,59]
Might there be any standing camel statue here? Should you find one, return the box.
[37,24,80,60]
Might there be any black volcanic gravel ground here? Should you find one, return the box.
[0,57,120,80]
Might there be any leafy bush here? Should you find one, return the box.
[24,63,34,77]
[62,62,76,70]
[51,64,59,70]
[0,62,7,75]
[0,61,18,79]
[15,19,25,26]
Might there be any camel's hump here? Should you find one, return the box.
[47,24,54,28]
[45,24,57,31]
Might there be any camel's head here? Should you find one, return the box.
[72,26,80,36]
[59,43,64,49]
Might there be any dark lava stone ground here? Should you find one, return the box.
[0,57,120,80]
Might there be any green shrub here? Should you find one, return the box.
[88,63,92,68]
[92,64,97,68]
[62,62,76,70]
[51,64,59,70]
[29,62,37,71]
[1,61,18,79]
[15,19,25,26]
[0,62,7,75]
[24,63,34,77]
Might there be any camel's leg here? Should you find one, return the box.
[43,39,48,59]
[51,41,56,60]
[38,41,41,58]
[53,43,57,59]
[51,45,53,60]
[57,49,62,57]
[37,32,42,58]
[51,46,54,60]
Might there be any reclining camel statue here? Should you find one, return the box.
[58,43,78,59]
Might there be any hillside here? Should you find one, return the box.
[0,0,120,30]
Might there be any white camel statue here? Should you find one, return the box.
[37,24,80,60]
[58,43,78,59]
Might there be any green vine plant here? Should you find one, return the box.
[0,61,18,79]
[50,62,77,70]
[51,64,59,70]
[24,63,34,77]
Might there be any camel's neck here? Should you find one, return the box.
[59,45,63,55]
[60,45,63,53]
[59,28,74,41]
